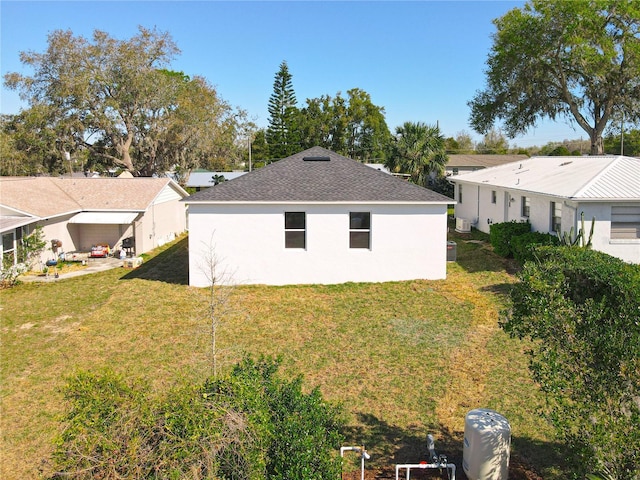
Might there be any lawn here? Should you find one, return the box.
[0,229,564,479]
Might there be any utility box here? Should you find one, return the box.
[446,241,457,262]
[463,409,511,480]
[123,256,143,269]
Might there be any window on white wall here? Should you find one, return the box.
[611,206,640,239]
[550,202,562,232]
[491,191,497,204]
[458,185,463,203]
[521,196,530,217]
[285,212,306,248]
[349,212,371,249]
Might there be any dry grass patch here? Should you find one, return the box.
[1,233,559,479]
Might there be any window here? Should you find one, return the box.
[611,206,640,239]
[491,190,497,204]
[550,202,562,232]
[285,212,306,248]
[349,212,370,249]
[458,185,463,203]
[521,196,530,217]
[2,232,15,267]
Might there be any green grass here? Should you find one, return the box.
[1,229,563,479]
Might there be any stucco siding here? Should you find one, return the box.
[133,200,186,253]
[188,203,448,286]
[455,184,640,264]
[577,202,640,264]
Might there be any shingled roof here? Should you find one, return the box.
[185,147,452,203]
[1,177,186,218]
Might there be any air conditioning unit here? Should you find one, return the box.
[456,218,471,233]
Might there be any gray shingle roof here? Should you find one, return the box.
[184,147,452,203]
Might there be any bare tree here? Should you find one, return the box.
[197,233,236,377]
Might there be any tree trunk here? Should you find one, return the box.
[589,131,604,155]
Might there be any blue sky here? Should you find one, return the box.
[1,0,584,148]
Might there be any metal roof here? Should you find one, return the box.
[185,146,453,204]
[450,155,640,201]
[446,154,529,168]
[68,212,139,224]
[186,171,247,187]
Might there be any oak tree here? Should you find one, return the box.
[469,0,640,155]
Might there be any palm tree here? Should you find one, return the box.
[386,121,448,188]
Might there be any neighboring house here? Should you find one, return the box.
[1,177,188,267]
[184,146,453,286]
[450,155,640,264]
[445,154,529,176]
[186,171,247,191]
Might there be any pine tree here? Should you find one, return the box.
[266,61,298,160]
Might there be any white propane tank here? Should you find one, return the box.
[462,409,511,480]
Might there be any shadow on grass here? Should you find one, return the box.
[480,282,514,301]
[342,413,565,479]
[121,236,189,285]
[453,240,521,275]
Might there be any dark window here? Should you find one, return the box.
[349,212,370,249]
[285,212,306,248]
[2,232,15,266]
[550,202,562,232]
[521,196,530,217]
[491,190,497,204]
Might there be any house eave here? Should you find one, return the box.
[184,200,455,206]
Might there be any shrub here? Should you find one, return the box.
[50,357,344,479]
[489,221,531,257]
[501,247,640,479]
[207,356,344,480]
[510,231,559,264]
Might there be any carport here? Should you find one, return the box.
[68,212,139,251]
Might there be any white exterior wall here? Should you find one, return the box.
[132,189,186,254]
[40,215,78,263]
[188,203,448,286]
[454,183,640,264]
[577,202,640,264]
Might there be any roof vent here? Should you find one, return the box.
[303,156,330,162]
[559,161,573,166]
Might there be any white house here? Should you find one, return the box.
[186,171,247,191]
[1,177,188,267]
[450,155,640,264]
[184,147,453,286]
[445,154,529,176]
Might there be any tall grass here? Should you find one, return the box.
[1,230,561,479]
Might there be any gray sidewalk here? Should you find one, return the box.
[19,257,123,282]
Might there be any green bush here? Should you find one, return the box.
[207,356,344,480]
[502,247,640,479]
[51,357,344,479]
[489,221,531,257]
[510,231,559,264]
